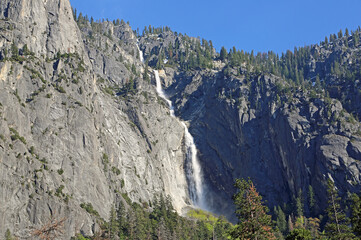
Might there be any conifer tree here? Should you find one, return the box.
[325,179,355,239]
[351,193,361,237]
[295,189,304,218]
[220,46,228,62]
[338,30,343,39]
[286,228,312,240]
[117,202,127,238]
[274,206,287,234]
[307,185,315,216]
[108,205,118,239]
[230,178,275,239]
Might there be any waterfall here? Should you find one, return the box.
[154,70,175,117]
[136,43,144,63]
[154,70,206,208]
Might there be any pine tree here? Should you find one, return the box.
[143,62,150,82]
[295,189,304,218]
[274,206,287,234]
[288,215,294,233]
[230,178,275,239]
[325,36,329,45]
[307,185,315,216]
[307,217,321,239]
[220,46,228,62]
[286,228,312,240]
[353,33,359,47]
[117,202,127,238]
[351,193,361,237]
[325,179,355,239]
[109,205,118,239]
[338,30,343,39]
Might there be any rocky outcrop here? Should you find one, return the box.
[0,0,85,58]
[160,68,361,219]
[0,0,191,238]
[1,0,361,237]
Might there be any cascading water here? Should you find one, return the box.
[136,42,144,63]
[154,70,206,208]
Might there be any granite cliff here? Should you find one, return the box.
[0,0,190,238]
[0,0,361,238]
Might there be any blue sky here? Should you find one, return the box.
[70,0,361,54]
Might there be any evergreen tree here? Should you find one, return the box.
[230,178,275,239]
[108,205,118,239]
[117,202,127,238]
[286,228,312,240]
[11,42,18,57]
[325,179,355,239]
[353,33,359,47]
[288,215,294,233]
[338,30,343,39]
[220,46,228,61]
[274,206,287,234]
[214,216,232,239]
[307,217,321,239]
[296,189,304,218]
[351,193,361,236]
[307,185,315,216]
[143,62,150,82]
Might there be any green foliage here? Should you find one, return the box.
[117,77,137,97]
[10,43,18,56]
[295,190,304,218]
[98,194,231,240]
[220,46,228,62]
[111,166,121,175]
[56,85,66,93]
[274,205,287,234]
[351,193,361,236]
[230,178,275,239]
[80,202,100,217]
[71,234,90,240]
[307,185,315,215]
[57,168,64,175]
[55,185,65,197]
[286,228,312,240]
[143,63,150,82]
[5,229,13,240]
[102,152,109,172]
[9,127,26,144]
[325,179,355,239]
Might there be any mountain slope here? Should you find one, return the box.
[138,27,361,219]
[0,1,191,238]
[1,0,361,238]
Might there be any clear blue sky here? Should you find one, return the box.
[70,0,361,54]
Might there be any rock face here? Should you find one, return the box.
[0,0,190,238]
[162,68,361,219]
[1,0,361,238]
[0,0,85,58]
[137,29,361,219]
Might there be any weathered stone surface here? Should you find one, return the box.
[0,0,190,238]
[0,0,85,58]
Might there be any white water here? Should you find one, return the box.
[154,70,206,208]
[136,44,144,63]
